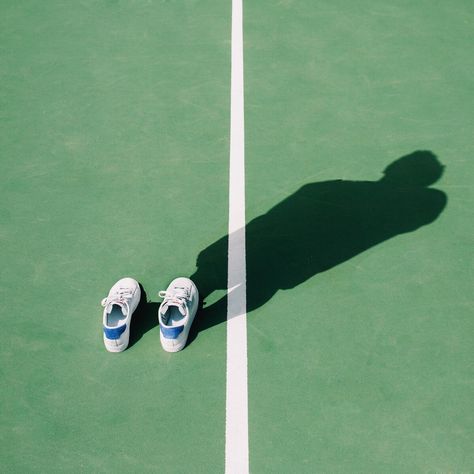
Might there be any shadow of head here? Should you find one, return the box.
[381,150,445,187]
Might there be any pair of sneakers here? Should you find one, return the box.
[101,277,199,353]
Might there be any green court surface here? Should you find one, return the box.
[1,1,473,472]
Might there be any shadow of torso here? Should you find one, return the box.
[194,179,446,316]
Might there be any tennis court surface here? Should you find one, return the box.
[1,1,473,472]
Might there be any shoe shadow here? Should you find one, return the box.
[188,150,448,346]
[128,284,159,348]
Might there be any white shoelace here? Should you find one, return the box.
[158,287,189,310]
[101,287,134,307]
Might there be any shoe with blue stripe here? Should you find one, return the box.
[101,277,140,352]
[158,277,199,352]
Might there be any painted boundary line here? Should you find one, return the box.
[225,0,249,473]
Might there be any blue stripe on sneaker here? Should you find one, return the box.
[103,325,126,340]
[160,325,184,339]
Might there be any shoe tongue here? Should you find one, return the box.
[162,299,186,316]
[106,301,127,316]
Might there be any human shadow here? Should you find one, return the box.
[188,150,447,342]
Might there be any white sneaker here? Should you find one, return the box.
[101,277,141,352]
[158,277,199,352]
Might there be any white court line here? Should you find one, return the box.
[225,0,248,473]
